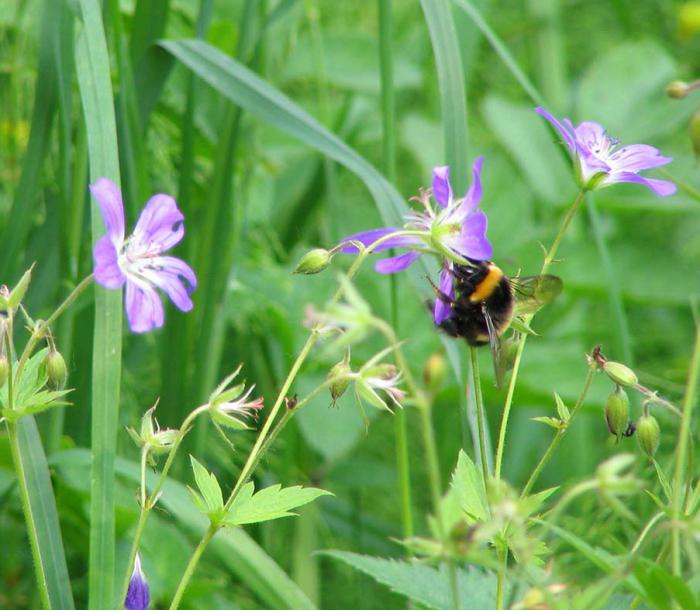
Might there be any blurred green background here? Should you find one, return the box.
[1,0,699,607]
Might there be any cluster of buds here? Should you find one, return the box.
[327,347,405,411]
[590,347,662,459]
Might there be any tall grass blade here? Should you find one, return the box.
[75,1,123,608]
[16,418,75,609]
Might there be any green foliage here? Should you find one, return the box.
[224,482,331,526]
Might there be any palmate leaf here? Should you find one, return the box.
[223,482,331,527]
[189,456,224,520]
[324,550,497,610]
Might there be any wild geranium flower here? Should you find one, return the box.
[90,178,197,333]
[535,107,676,196]
[125,554,150,610]
[340,157,492,273]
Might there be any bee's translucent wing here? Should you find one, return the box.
[481,302,506,389]
[510,275,563,316]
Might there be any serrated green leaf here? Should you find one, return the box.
[189,456,224,516]
[323,550,498,610]
[519,486,559,518]
[531,416,562,430]
[224,482,331,526]
[554,393,570,422]
[450,450,489,523]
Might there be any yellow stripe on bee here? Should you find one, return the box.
[469,264,504,303]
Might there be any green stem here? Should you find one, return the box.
[470,347,489,483]
[15,274,94,381]
[521,365,596,496]
[169,524,218,610]
[495,546,507,610]
[494,190,585,480]
[119,405,209,607]
[670,324,700,576]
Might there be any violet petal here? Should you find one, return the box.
[607,144,673,173]
[124,556,150,610]
[446,210,493,261]
[140,256,197,312]
[89,178,125,243]
[131,193,185,254]
[433,266,454,324]
[374,251,420,274]
[93,235,126,289]
[461,156,484,212]
[432,166,453,208]
[605,172,677,197]
[125,281,165,333]
[535,107,575,151]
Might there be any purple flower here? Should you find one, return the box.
[340,158,493,274]
[90,178,197,333]
[536,107,676,196]
[125,554,150,610]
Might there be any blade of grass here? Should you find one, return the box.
[12,418,76,609]
[0,0,64,279]
[419,0,469,191]
[76,0,124,607]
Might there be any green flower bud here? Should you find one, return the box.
[423,353,447,394]
[44,350,67,390]
[604,386,629,439]
[603,361,638,387]
[328,358,352,404]
[636,413,660,459]
[0,354,8,388]
[294,248,332,275]
[666,80,690,99]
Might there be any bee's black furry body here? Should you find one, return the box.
[438,262,514,346]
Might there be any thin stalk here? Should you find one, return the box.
[470,347,489,482]
[4,320,49,609]
[670,324,700,576]
[521,365,596,496]
[119,405,209,606]
[378,0,413,544]
[15,274,94,381]
[495,547,507,610]
[494,190,585,480]
[169,525,218,610]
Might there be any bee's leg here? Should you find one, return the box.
[427,275,457,306]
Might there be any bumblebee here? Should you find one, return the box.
[436,261,562,385]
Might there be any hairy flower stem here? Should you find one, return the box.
[495,547,507,610]
[521,364,596,496]
[470,347,489,483]
[494,190,585,480]
[670,324,700,576]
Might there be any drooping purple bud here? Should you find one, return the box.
[125,554,150,610]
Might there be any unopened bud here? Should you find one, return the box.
[604,386,629,439]
[0,355,8,388]
[328,358,352,404]
[423,353,446,393]
[603,361,637,387]
[666,80,690,99]
[294,248,332,275]
[44,350,67,390]
[636,413,660,459]
[680,3,700,39]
